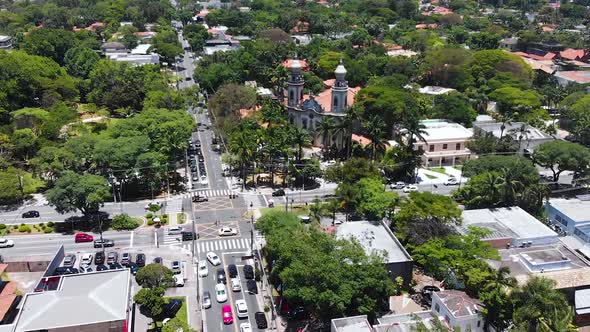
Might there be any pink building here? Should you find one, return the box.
[412,120,473,167]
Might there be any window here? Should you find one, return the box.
[477,320,481,327]
[456,143,461,150]
[435,304,440,312]
[429,145,434,152]
[333,97,338,107]
[289,90,294,100]
[443,144,448,149]
[302,119,307,130]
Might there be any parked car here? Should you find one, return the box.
[21,210,39,218]
[161,299,183,319]
[0,238,14,248]
[206,252,221,266]
[389,181,405,189]
[128,263,139,275]
[154,257,163,265]
[63,254,76,267]
[106,252,118,264]
[202,291,211,309]
[272,189,285,196]
[222,304,233,324]
[96,264,108,271]
[80,265,93,273]
[217,268,226,284]
[235,299,248,319]
[171,261,182,274]
[109,262,123,269]
[167,226,183,235]
[240,323,253,332]
[174,274,184,287]
[198,260,208,277]
[228,264,238,278]
[121,253,131,266]
[255,312,268,329]
[192,195,208,203]
[75,233,94,243]
[80,253,93,267]
[136,253,146,267]
[243,265,254,280]
[95,251,105,265]
[200,176,208,185]
[215,283,227,302]
[94,239,114,248]
[218,227,238,237]
[231,278,241,292]
[402,185,418,193]
[444,177,459,186]
[246,280,258,294]
[198,155,204,162]
[55,267,78,275]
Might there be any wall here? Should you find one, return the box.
[431,295,484,332]
[4,261,49,273]
[385,261,413,289]
[48,320,124,332]
[545,204,579,236]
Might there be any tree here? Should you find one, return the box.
[161,317,196,332]
[355,177,398,220]
[184,24,210,51]
[20,28,76,65]
[324,158,381,184]
[111,214,141,230]
[362,115,388,161]
[208,83,257,130]
[46,171,110,215]
[532,141,590,182]
[134,287,166,325]
[350,27,372,47]
[511,276,572,332]
[0,167,44,202]
[467,32,501,50]
[393,192,462,246]
[431,93,477,126]
[135,263,174,288]
[63,46,100,78]
[489,87,542,119]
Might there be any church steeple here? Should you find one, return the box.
[287,57,305,107]
[331,60,348,113]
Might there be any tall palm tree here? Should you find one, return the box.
[403,118,428,150]
[341,106,363,159]
[315,117,335,157]
[499,167,524,206]
[291,127,311,162]
[484,266,517,292]
[229,127,258,191]
[363,115,388,161]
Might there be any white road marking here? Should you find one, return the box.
[130,231,134,248]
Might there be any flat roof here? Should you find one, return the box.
[547,198,590,223]
[475,121,552,140]
[131,44,152,54]
[418,86,456,95]
[462,207,557,240]
[375,311,444,332]
[332,315,373,332]
[419,120,473,141]
[14,269,130,331]
[335,221,412,264]
[576,289,590,314]
[555,71,590,84]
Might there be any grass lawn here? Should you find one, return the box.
[149,296,189,329]
[425,174,438,179]
[260,204,310,216]
[428,167,447,175]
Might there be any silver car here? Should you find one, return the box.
[202,291,211,309]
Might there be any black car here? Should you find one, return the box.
[216,268,226,284]
[54,267,78,275]
[246,280,258,294]
[255,312,268,329]
[161,299,183,319]
[136,253,146,267]
[195,139,201,147]
[109,262,123,270]
[227,264,238,278]
[95,251,105,265]
[128,263,139,275]
[94,239,115,248]
[190,164,198,172]
[198,155,204,162]
[22,210,40,218]
[192,195,208,203]
[181,231,198,241]
[96,264,109,271]
[154,257,163,265]
[243,265,254,280]
[272,189,285,197]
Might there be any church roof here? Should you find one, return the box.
[282,59,310,71]
[311,86,361,113]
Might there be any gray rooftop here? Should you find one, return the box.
[474,121,552,140]
[14,269,130,331]
[576,289,590,314]
[375,311,443,332]
[331,315,373,332]
[335,221,412,264]
[548,198,590,223]
[462,207,557,240]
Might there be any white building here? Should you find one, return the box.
[431,290,484,332]
[411,120,473,167]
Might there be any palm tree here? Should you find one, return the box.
[229,127,257,191]
[291,127,311,162]
[498,167,524,206]
[341,106,363,159]
[403,118,428,150]
[363,115,388,161]
[538,307,578,332]
[493,112,516,140]
[315,117,335,158]
[484,266,517,292]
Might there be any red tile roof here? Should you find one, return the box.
[560,48,588,61]
[435,290,482,318]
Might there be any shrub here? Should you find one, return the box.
[0,224,6,230]
[161,214,169,220]
[44,227,53,233]
[39,222,44,227]
[47,222,55,227]
[18,224,31,233]
[146,212,154,219]
[111,214,141,231]
[147,219,155,226]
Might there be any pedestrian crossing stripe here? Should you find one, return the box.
[166,238,252,252]
[186,189,236,198]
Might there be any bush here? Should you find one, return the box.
[161,214,169,220]
[146,212,154,219]
[111,214,141,231]
[147,219,155,226]
[0,224,6,230]
[47,222,55,227]
[18,224,31,233]
[44,227,53,233]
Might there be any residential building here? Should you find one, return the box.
[560,48,589,62]
[130,44,152,55]
[107,53,160,66]
[554,71,590,86]
[5,269,131,332]
[546,198,590,241]
[411,120,473,167]
[0,36,12,49]
[331,315,373,332]
[100,42,127,55]
[460,207,558,248]
[575,289,590,324]
[473,120,555,153]
[430,291,483,332]
[500,37,519,51]
[418,86,456,95]
[285,59,361,147]
[335,220,413,287]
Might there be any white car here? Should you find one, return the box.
[215,283,227,302]
[0,238,14,248]
[389,181,406,189]
[167,226,183,235]
[198,260,209,277]
[444,177,459,186]
[80,253,93,267]
[218,227,238,237]
[174,275,185,287]
[200,176,208,185]
[403,185,418,193]
[240,323,252,332]
[235,299,248,318]
[231,278,241,292]
[80,265,93,273]
[206,252,221,266]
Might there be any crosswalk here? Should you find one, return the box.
[163,199,183,214]
[162,232,184,246]
[167,238,253,252]
[188,189,235,198]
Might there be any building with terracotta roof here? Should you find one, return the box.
[560,48,588,62]
[554,70,590,86]
[432,290,483,331]
[285,59,360,148]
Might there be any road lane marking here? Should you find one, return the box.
[130,231,134,248]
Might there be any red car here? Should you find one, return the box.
[75,233,94,243]
[222,305,233,324]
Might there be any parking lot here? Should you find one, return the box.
[193,197,234,211]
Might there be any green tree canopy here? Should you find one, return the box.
[135,263,174,288]
[532,140,590,182]
[46,171,110,215]
[0,167,44,202]
[63,46,100,78]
